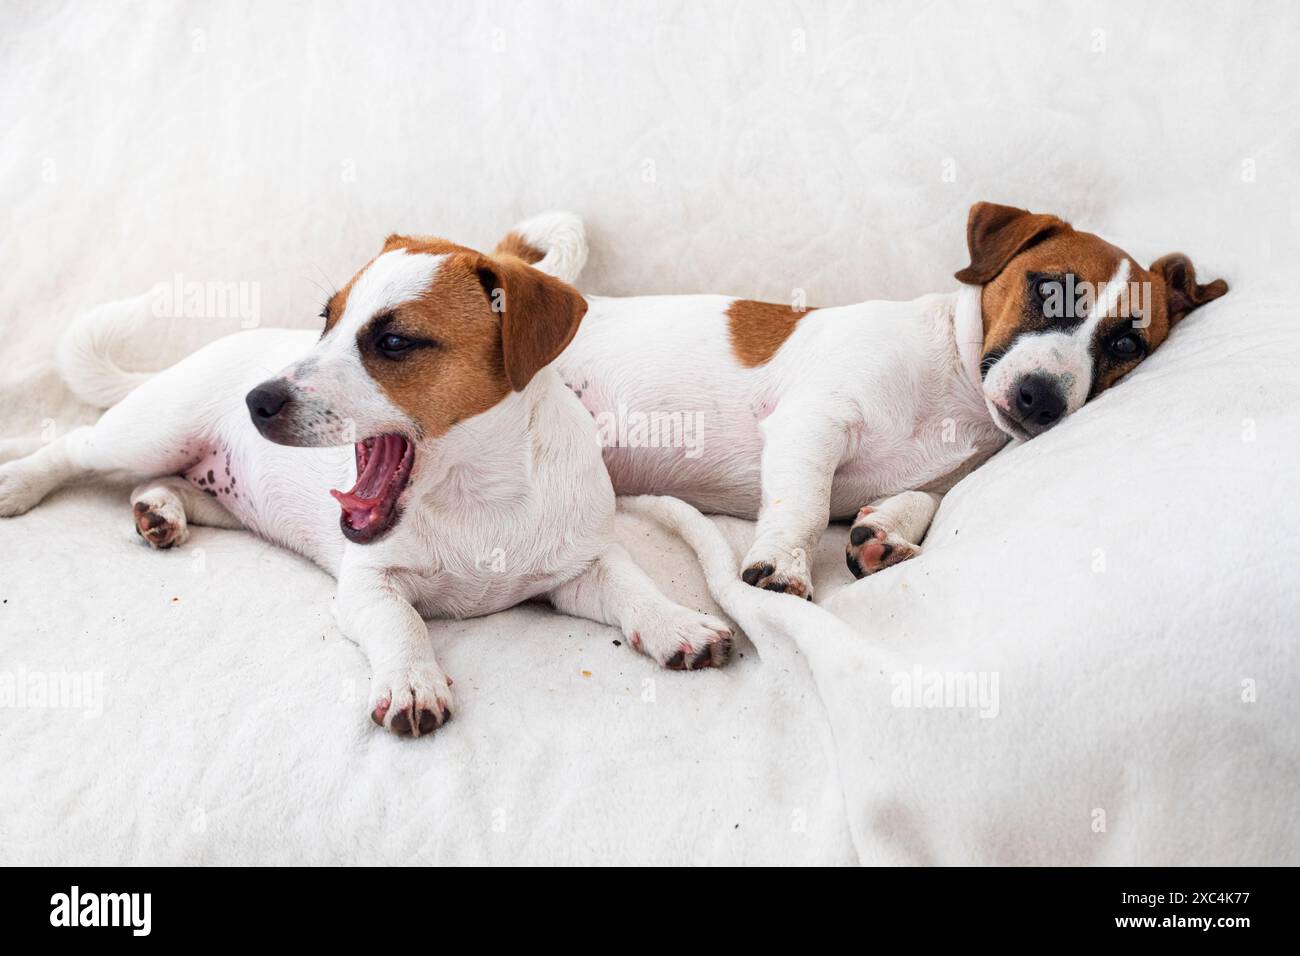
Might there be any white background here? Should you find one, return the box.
[1,1,1296,864]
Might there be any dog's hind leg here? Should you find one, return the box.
[548,544,735,670]
[0,369,215,518]
[130,476,242,550]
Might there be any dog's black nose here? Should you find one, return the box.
[246,381,292,421]
[1015,374,1066,428]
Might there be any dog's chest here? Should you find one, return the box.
[391,545,586,620]
[378,484,611,620]
[402,567,530,619]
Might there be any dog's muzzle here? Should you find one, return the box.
[1009,373,1067,436]
[246,379,300,445]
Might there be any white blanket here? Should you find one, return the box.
[1,0,1296,865]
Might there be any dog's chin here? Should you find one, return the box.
[329,434,415,544]
[986,401,1034,442]
[250,419,318,447]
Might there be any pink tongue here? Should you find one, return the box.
[330,436,401,517]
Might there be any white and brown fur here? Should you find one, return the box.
[552,202,1228,598]
[0,212,733,738]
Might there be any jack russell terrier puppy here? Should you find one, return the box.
[544,202,1227,599]
[0,213,733,737]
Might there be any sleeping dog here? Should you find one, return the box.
[0,214,733,736]
[549,202,1228,599]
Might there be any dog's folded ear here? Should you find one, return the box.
[475,255,588,391]
[1150,253,1228,323]
[954,202,1070,285]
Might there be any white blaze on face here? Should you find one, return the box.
[984,258,1132,419]
[269,251,445,445]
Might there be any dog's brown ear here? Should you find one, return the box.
[476,255,587,391]
[1150,253,1228,324]
[954,202,1070,285]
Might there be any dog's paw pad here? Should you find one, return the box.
[691,635,732,669]
[628,610,734,671]
[845,514,919,579]
[132,499,188,549]
[741,560,813,600]
[370,665,453,738]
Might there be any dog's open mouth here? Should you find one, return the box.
[329,434,414,543]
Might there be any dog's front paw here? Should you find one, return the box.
[0,461,48,517]
[369,662,453,737]
[132,498,189,550]
[845,506,920,579]
[740,548,814,600]
[627,607,734,671]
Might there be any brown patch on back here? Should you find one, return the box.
[727,299,818,367]
[493,231,546,265]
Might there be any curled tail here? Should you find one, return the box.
[493,211,588,285]
[57,289,162,408]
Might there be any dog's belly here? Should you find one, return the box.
[562,292,1003,519]
[593,422,987,520]
[828,443,967,517]
[597,434,764,516]
[560,294,768,516]
[181,436,350,570]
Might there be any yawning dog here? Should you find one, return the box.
[0,213,733,736]
[547,202,1228,599]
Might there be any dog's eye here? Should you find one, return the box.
[1109,333,1143,359]
[377,333,414,356]
[1028,274,1064,319]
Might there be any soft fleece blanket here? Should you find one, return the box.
[1,0,1297,865]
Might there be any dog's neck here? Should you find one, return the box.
[925,284,994,415]
[409,373,555,506]
[932,284,1009,462]
[952,283,987,397]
